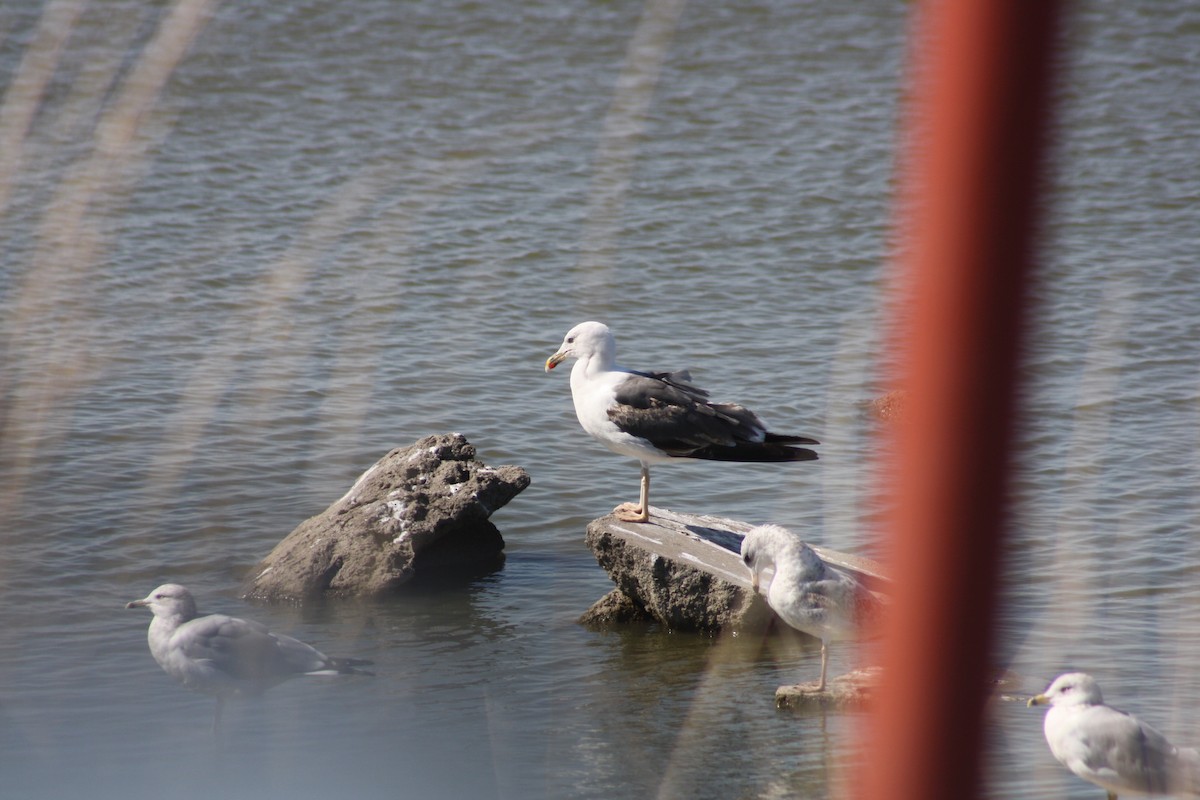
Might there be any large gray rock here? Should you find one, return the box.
[579,507,890,635]
[579,507,775,633]
[242,434,530,602]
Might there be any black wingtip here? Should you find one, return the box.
[764,432,820,446]
[686,443,819,463]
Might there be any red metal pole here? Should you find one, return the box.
[859,2,1063,799]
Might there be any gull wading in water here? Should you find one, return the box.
[127,584,372,730]
[545,321,818,523]
[1028,672,1200,799]
[740,524,875,691]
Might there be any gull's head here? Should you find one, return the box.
[126,583,197,620]
[545,321,614,372]
[741,524,822,593]
[1027,672,1103,708]
[741,524,788,593]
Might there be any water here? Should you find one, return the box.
[2,1,1199,798]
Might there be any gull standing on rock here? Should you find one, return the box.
[127,583,372,730]
[1028,672,1200,799]
[545,321,819,523]
[740,524,875,691]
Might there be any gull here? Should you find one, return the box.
[1028,672,1200,799]
[740,524,875,691]
[545,321,818,523]
[127,583,372,730]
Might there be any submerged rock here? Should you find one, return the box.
[775,666,881,711]
[578,588,660,627]
[241,433,530,602]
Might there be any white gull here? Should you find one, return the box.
[127,583,372,730]
[740,524,875,691]
[545,321,818,523]
[1028,672,1200,799]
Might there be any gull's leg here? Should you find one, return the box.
[616,464,651,523]
[638,466,649,520]
[816,640,829,692]
[1106,793,1117,800]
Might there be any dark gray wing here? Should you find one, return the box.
[631,369,708,397]
[609,373,818,461]
[609,374,755,451]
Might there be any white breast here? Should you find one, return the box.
[569,361,675,464]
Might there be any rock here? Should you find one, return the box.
[577,589,654,627]
[773,667,1032,713]
[579,506,887,634]
[241,433,530,602]
[581,508,768,633]
[580,507,889,633]
[775,666,881,711]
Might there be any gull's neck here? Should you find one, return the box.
[571,348,620,383]
[146,607,193,662]
[1053,694,1101,711]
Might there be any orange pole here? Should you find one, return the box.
[859,2,1062,800]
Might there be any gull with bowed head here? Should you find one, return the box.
[127,583,372,730]
[740,524,876,691]
[1028,672,1200,799]
[545,321,819,523]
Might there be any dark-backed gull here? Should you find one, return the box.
[545,321,818,523]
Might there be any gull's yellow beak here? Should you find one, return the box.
[545,351,567,372]
[1027,693,1048,707]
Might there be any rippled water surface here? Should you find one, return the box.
[2,2,1200,798]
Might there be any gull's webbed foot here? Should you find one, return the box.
[614,503,650,523]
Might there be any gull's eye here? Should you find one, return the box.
[567,336,575,344]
